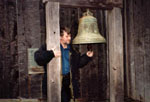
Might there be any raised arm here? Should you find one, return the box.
[78,53,92,68]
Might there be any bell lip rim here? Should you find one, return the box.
[72,37,106,44]
[72,41,106,44]
[72,42,106,44]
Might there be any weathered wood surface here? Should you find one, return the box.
[106,0,122,5]
[17,0,43,98]
[105,10,110,100]
[106,7,124,102]
[97,10,108,101]
[46,2,61,102]
[0,0,47,99]
[124,0,150,102]
[43,0,122,9]
[79,44,107,102]
[0,99,46,102]
[0,0,19,98]
[124,0,136,99]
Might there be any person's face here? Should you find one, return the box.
[60,31,71,45]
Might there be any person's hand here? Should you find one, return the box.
[86,51,94,57]
[53,51,61,57]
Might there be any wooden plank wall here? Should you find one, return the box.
[0,0,46,98]
[17,0,44,98]
[124,0,150,102]
[0,0,19,98]
[78,9,108,102]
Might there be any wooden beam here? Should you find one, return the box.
[125,0,136,99]
[123,0,130,97]
[0,99,46,102]
[106,0,123,8]
[46,2,61,102]
[104,10,110,100]
[43,0,123,9]
[106,7,124,102]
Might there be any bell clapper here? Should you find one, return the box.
[87,44,93,51]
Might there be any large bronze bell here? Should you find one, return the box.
[72,10,106,44]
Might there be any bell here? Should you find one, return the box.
[72,9,106,44]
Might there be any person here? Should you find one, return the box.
[34,26,93,102]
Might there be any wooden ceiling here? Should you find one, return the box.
[43,0,123,9]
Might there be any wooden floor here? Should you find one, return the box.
[0,98,143,102]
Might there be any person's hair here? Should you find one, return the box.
[60,26,70,36]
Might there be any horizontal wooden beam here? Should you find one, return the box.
[43,0,123,9]
[0,99,46,102]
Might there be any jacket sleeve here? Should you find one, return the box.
[78,53,92,68]
[34,44,55,66]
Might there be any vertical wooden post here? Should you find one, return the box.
[123,0,136,99]
[105,10,110,101]
[106,7,124,102]
[45,2,61,102]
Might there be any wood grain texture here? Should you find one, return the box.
[0,0,19,98]
[124,0,150,102]
[0,99,46,102]
[0,0,44,98]
[106,7,124,102]
[46,2,61,102]
[43,0,122,9]
[126,0,136,99]
[17,0,42,98]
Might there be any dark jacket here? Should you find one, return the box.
[34,44,91,98]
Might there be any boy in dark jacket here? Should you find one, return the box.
[34,27,93,102]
